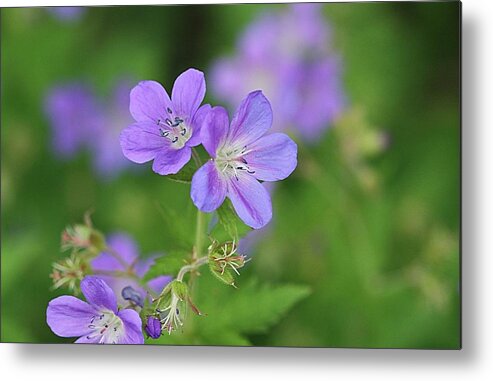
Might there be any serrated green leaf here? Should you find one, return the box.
[143,251,189,282]
[215,279,311,334]
[166,159,197,184]
[196,272,311,336]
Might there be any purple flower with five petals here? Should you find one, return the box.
[191,91,297,229]
[46,276,144,344]
[120,69,211,175]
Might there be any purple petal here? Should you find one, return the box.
[191,161,228,212]
[46,296,97,338]
[80,276,118,313]
[147,275,173,294]
[229,91,273,147]
[117,309,144,344]
[120,121,166,164]
[227,173,272,229]
[201,106,230,158]
[187,104,212,147]
[171,68,206,119]
[129,80,173,123]
[92,233,139,273]
[244,133,297,181]
[152,145,191,175]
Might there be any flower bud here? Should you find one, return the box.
[121,286,144,308]
[145,316,162,339]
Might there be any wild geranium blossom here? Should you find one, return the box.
[91,233,172,305]
[120,69,211,175]
[191,91,297,229]
[210,4,345,141]
[46,276,144,344]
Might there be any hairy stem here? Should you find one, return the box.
[176,256,209,282]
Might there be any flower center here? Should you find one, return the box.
[215,145,255,180]
[156,108,191,149]
[86,310,124,344]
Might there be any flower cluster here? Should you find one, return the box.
[47,65,299,344]
[45,80,136,178]
[210,3,346,142]
[120,68,298,229]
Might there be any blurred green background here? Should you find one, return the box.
[1,2,460,348]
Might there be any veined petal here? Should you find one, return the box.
[244,133,298,181]
[47,296,97,338]
[152,145,191,175]
[201,106,230,158]
[191,161,227,212]
[187,104,211,147]
[118,309,144,344]
[80,276,118,313]
[229,91,273,148]
[120,121,166,164]
[129,80,173,123]
[171,68,206,119]
[227,173,272,229]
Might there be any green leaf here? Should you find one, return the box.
[155,202,194,249]
[196,272,311,336]
[143,251,189,281]
[215,200,251,241]
[166,159,197,184]
[212,279,311,334]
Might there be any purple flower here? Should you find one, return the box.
[46,276,144,344]
[120,69,211,175]
[91,233,172,305]
[191,91,297,229]
[92,81,136,177]
[44,80,136,178]
[44,83,100,158]
[210,4,345,142]
[145,316,161,339]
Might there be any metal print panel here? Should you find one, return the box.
[0,2,461,348]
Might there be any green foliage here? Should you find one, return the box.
[166,159,198,184]
[143,251,189,281]
[149,271,310,346]
[214,200,251,241]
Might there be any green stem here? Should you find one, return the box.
[176,256,209,282]
[194,210,205,260]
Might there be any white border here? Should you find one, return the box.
[2,0,493,379]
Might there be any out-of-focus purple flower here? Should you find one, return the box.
[120,69,211,175]
[46,276,144,344]
[92,82,136,177]
[45,84,101,158]
[145,316,162,339]
[191,91,297,229]
[45,81,136,178]
[47,7,85,22]
[91,233,172,305]
[210,4,345,142]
